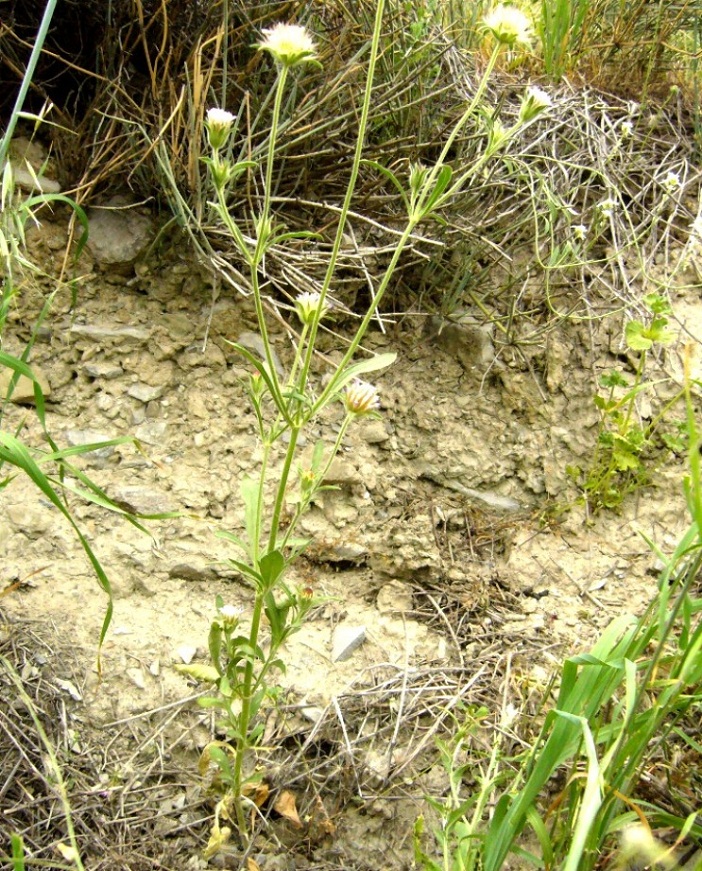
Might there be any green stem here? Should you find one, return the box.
[252,441,271,564]
[214,176,253,266]
[231,588,266,838]
[279,413,353,550]
[645,387,685,437]
[414,42,503,214]
[620,350,647,434]
[310,221,418,416]
[221,0,229,108]
[286,322,309,391]
[249,266,287,414]
[267,425,300,552]
[248,66,290,415]
[296,0,386,392]
[257,65,289,265]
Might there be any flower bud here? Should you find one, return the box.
[209,154,237,189]
[518,86,552,123]
[294,291,329,326]
[219,604,243,626]
[206,107,235,151]
[344,379,380,415]
[662,170,681,195]
[598,198,617,219]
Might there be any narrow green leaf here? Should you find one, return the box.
[332,352,397,394]
[362,159,410,212]
[241,477,259,557]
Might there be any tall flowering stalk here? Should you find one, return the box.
[182,6,553,847]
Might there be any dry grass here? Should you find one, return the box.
[0,556,547,871]
[2,2,700,340]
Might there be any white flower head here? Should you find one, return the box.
[620,120,634,139]
[344,379,380,416]
[294,291,329,326]
[662,170,681,194]
[483,5,533,48]
[219,604,244,625]
[689,215,702,244]
[573,224,588,241]
[205,107,236,150]
[619,825,668,865]
[598,197,617,219]
[258,23,317,67]
[519,85,552,123]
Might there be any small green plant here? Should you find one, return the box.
[174,5,553,847]
[413,704,511,871]
[569,292,685,512]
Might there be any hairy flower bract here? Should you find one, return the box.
[258,23,317,67]
[344,379,380,415]
[294,291,329,326]
[206,107,235,150]
[519,86,552,123]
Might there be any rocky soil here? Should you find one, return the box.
[1,167,701,868]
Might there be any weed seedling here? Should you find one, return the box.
[569,292,685,512]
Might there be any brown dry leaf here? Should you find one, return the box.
[242,780,270,807]
[318,816,337,835]
[313,796,336,835]
[246,859,261,871]
[273,789,303,828]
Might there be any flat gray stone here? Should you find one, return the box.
[87,198,154,270]
[323,458,361,487]
[134,421,168,444]
[332,624,366,662]
[111,485,177,516]
[128,383,163,403]
[84,361,123,380]
[70,324,151,344]
[168,563,218,583]
[0,366,50,404]
[13,166,61,194]
[361,419,390,444]
[65,429,116,465]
